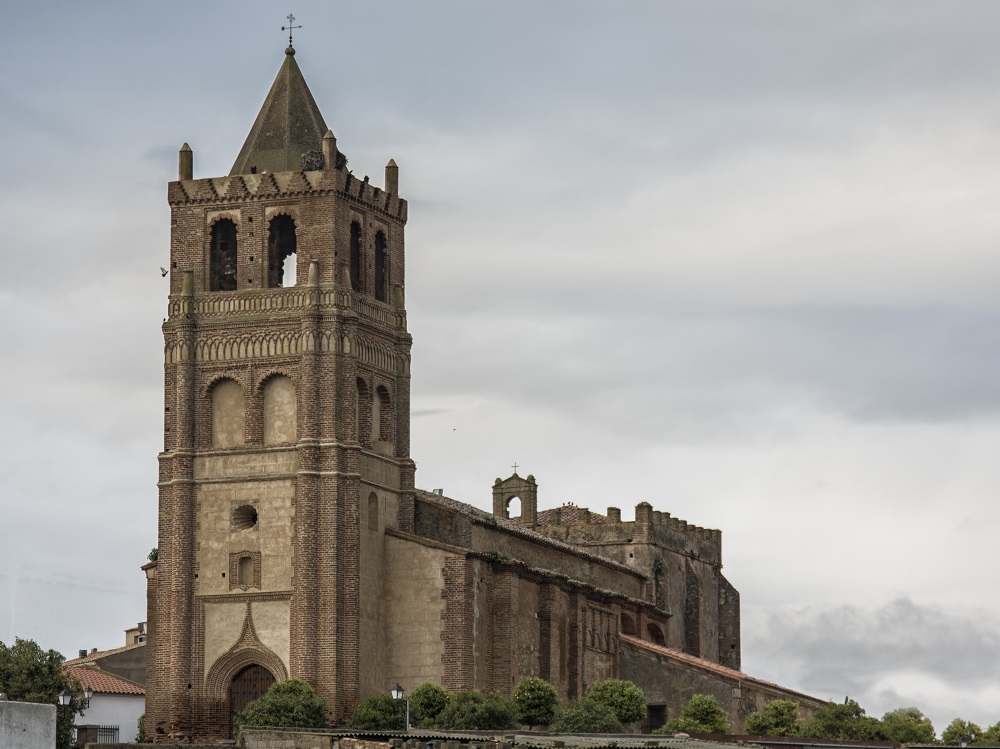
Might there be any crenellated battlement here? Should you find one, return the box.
[537,502,720,545]
[534,499,723,567]
[168,168,407,222]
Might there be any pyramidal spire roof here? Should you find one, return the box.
[230,47,329,175]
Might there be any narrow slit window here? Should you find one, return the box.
[374,230,387,302]
[238,556,253,587]
[350,221,362,292]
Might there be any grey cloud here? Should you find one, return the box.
[747,598,1000,730]
[412,300,1000,438]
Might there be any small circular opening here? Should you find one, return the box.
[233,504,259,531]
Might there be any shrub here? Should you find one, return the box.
[410,682,449,727]
[513,676,559,728]
[745,700,801,737]
[551,699,623,733]
[655,694,729,735]
[234,679,326,737]
[801,699,884,741]
[586,679,647,726]
[437,690,517,730]
[349,693,406,730]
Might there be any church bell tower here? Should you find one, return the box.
[145,45,414,742]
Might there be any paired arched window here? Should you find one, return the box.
[374,230,387,302]
[210,219,238,291]
[349,221,363,292]
[210,376,297,448]
[267,215,297,288]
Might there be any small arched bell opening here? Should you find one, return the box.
[267,215,297,288]
[506,495,521,521]
[646,623,665,646]
[210,219,238,292]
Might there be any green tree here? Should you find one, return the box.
[136,713,146,742]
[409,682,449,727]
[744,700,802,737]
[881,707,935,744]
[349,694,406,730]
[942,718,982,746]
[0,638,83,749]
[234,679,327,736]
[586,679,647,726]
[513,676,559,728]
[655,694,730,735]
[437,690,517,730]
[551,699,624,733]
[801,699,885,741]
[976,722,1000,746]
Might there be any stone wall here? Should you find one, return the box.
[0,701,55,749]
[619,637,825,734]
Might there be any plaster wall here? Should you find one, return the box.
[194,451,297,596]
[76,694,145,739]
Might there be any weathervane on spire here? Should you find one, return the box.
[282,13,302,47]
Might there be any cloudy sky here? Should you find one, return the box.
[3,0,1000,733]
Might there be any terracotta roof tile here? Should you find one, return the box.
[64,642,144,666]
[620,634,822,704]
[66,665,145,696]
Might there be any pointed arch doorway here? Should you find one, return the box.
[228,664,276,734]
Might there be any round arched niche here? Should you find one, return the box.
[232,503,258,532]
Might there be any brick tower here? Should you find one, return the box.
[145,45,413,742]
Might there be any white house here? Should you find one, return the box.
[66,665,144,744]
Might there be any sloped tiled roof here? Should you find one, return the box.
[63,642,144,666]
[620,635,822,704]
[66,665,144,696]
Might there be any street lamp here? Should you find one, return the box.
[390,683,409,731]
[58,689,72,707]
[82,686,94,708]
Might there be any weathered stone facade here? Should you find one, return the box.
[145,47,824,744]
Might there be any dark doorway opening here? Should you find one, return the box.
[228,664,275,736]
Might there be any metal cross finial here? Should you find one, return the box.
[512,462,519,474]
[282,13,302,47]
